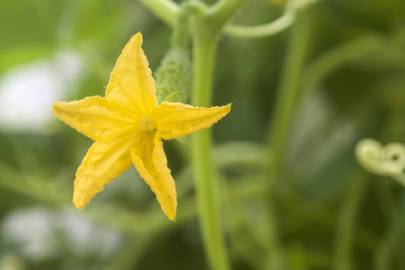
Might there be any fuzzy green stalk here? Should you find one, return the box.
[187,1,245,269]
[191,30,230,270]
[265,10,312,270]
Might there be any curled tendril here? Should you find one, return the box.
[223,0,320,38]
[355,139,405,185]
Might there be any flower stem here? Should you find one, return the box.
[191,31,230,270]
[265,10,312,269]
[187,1,245,268]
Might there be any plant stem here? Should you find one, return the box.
[301,35,383,95]
[140,0,179,26]
[222,0,320,39]
[333,173,368,270]
[208,0,246,29]
[224,9,294,39]
[375,197,405,270]
[265,10,312,270]
[191,36,230,270]
[187,2,246,268]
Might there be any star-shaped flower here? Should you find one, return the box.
[52,33,230,221]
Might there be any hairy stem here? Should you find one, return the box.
[191,17,230,270]
[187,1,247,268]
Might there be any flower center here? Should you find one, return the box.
[139,116,156,132]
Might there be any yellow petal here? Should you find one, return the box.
[73,135,133,209]
[53,96,135,141]
[105,32,157,112]
[131,134,177,220]
[155,102,231,140]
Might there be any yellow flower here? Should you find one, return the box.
[52,33,230,221]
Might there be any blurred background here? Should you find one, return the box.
[1,0,405,269]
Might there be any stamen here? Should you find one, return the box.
[139,116,156,132]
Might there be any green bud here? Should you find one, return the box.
[155,48,192,103]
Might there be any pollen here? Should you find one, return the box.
[139,116,156,132]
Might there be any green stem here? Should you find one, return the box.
[140,0,179,26]
[301,34,405,96]
[375,198,405,270]
[333,173,368,270]
[224,9,294,39]
[186,2,246,269]
[301,35,383,95]
[208,0,246,29]
[191,30,230,270]
[171,5,190,49]
[265,10,312,270]
[222,0,319,39]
